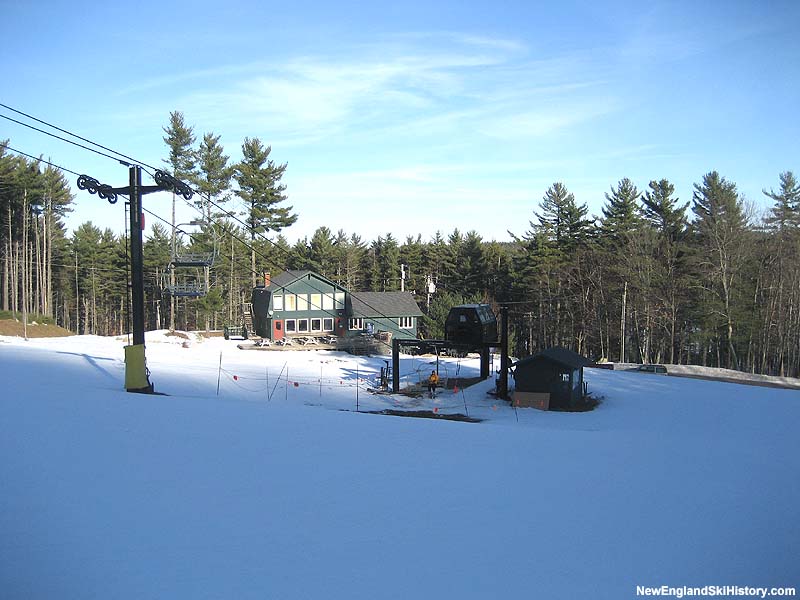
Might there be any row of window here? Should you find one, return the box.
[273,292,345,312]
[284,318,336,333]
[346,317,414,330]
[279,317,415,334]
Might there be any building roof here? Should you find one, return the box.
[350,291,424,318]
[266,270,341,291]
[514,347,592,370]
[265,270,423,319]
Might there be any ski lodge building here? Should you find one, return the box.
[250,270,423,344]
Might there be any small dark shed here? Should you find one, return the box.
[512,347,592,410]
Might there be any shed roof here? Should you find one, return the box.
[514,347,592,370]
[350,291,424,318]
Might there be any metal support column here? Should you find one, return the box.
[480,345,490,379]
[129,166,146,347]
[499,304,509,400]
[392,338,400,393]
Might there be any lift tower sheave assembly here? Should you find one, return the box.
[77,165,194,393]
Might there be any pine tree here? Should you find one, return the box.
[162,111,197,331]
[193,132,232,222]
[335,232,365,290]
[642,179,689,362]
[399,234,425,296]
[757,172,800,375]
[308,226,337,279]
[600,178,642,244]
[535,182,592,250]
[378,234,400,291]
[691,171,747,369]
[456,230,487,297]
[642,179,688,240]
[763,171,800,232]
[234,137,296,288]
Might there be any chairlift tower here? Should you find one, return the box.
[77,165,193,393]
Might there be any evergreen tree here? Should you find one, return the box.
[600,178,642,244]
[399,234,425,296]
[162,111,197,330]
[456,230,487,297]
[378,234,401,291]
[334,232,365,290]
[423,231,448,290]
[536,182,592,250]
[763,171,800,232]
[642,179,688,240]
[193,132,233,222]
[234,137,296,287]
[641,179,689,363]
[691,171,748,369]
[307,226,337,279]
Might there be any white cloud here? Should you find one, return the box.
[156,32,617,149]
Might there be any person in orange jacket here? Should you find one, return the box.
[427,370,439,398]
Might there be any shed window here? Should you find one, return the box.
[349,318,364,330]
[399,317,414,329]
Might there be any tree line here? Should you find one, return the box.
[2,116,799,377]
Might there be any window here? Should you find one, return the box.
[399,316,414,329]
[273,295,283,311]
[311,318,322,332]
[323,318,334,331]
[310,294,322,310]
[285,319,296,332]
[297,294,308,311]
[298,319,309,332]
[275,321,282,331]
[335,292,345,309]
[322,293,334,310]
[349,318,363,330]
[285,294,297,311]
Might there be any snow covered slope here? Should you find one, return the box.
[1,334,798,599]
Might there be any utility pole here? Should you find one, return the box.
[77,166,193,393]
[425,275,436,310]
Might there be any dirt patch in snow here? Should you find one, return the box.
[367,409,482,423]
[0,319,73,338]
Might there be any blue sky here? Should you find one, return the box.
[2,0,799,243]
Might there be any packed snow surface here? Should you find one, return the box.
[1,332,798,599]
